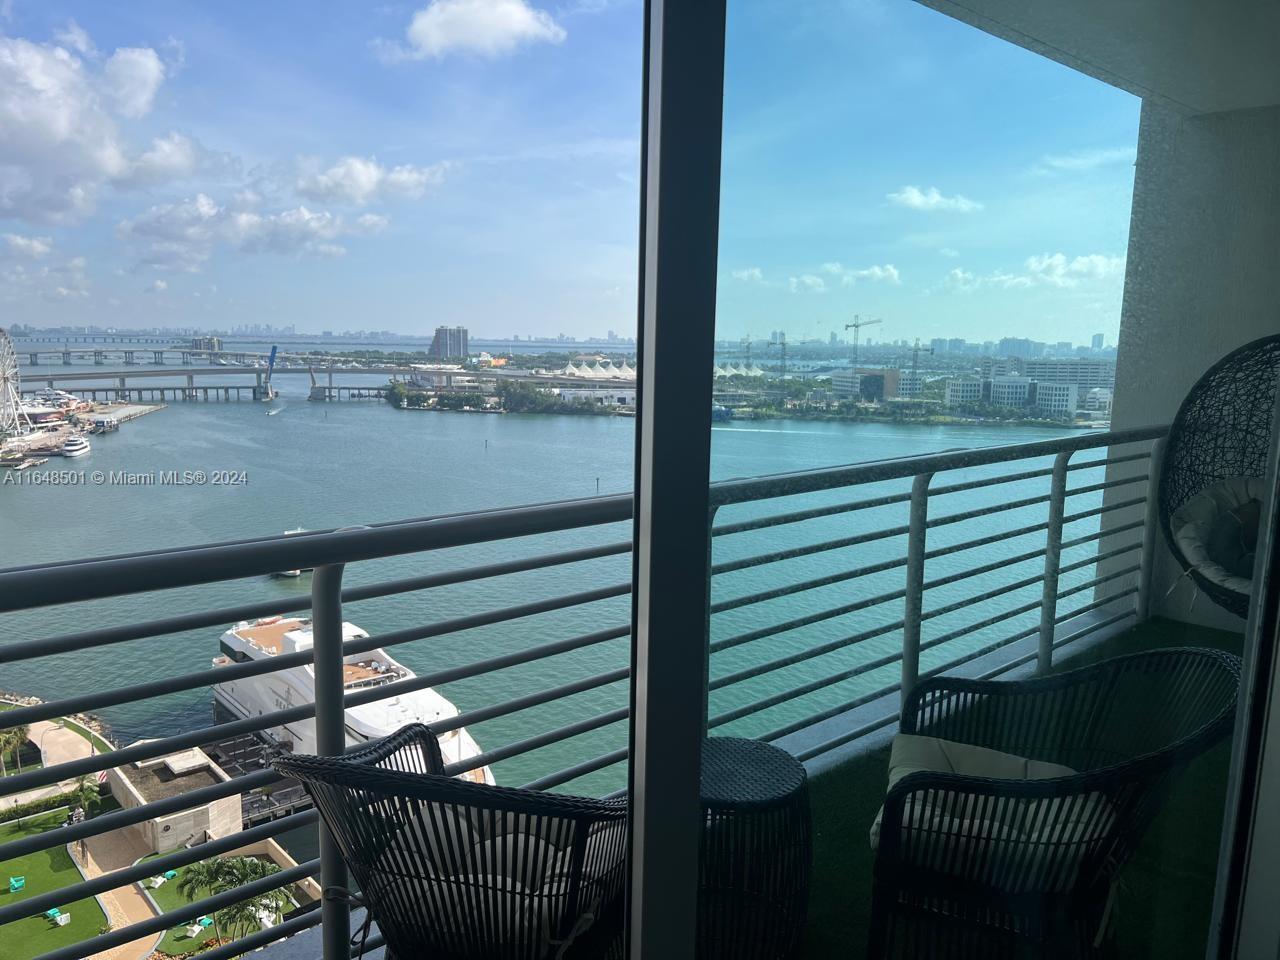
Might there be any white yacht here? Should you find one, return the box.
[60,436,90,457]
[272,528,311,578]
[212,616,493,784]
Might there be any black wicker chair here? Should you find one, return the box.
[273,723,628,960]
[868,647,1241,959]
[1159,333,1280,617]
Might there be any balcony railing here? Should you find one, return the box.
[0,424,1166,960]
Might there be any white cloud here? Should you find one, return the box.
[296,156,448,205]
[789,274,825,294]
[731,266,763,283]
[0,251,88,302]
[54,20,95,56]
[149,278,167,293]
[117,193,387,271]
[378,0,566,61]
[820,262,900,286]
[121,132,240,188]
[0,30,195,223]
[1024,252,1125,287]
[1034,146,1135,175]
[101,47,166,118]
[939,247,959,258]
[2,233,52,258]
[887,185,982,213]
[943,253,1125,293]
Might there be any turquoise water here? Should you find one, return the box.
[1,374,1112,800]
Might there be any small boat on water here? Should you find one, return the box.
[60,436,90,458]
[272,528,313,578]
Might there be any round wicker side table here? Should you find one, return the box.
[698,737,812,960]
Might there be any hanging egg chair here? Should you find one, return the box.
[1159,333,1280,617]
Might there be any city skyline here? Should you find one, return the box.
[1,1,1135,343]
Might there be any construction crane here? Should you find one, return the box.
[904,337,933,397]
[767,332,787,384]
[844,316,883,370]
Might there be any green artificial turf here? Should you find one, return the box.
[0,806,111,960]
[800,616,1243,959]
[138,855,221,956]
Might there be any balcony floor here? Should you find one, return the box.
[801,615,1245,959]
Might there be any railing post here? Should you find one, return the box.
[311,563,351,960]
[1137,437,1166,621]
[1037,451,1072,673]
[902,472,932,708]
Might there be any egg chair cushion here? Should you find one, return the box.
[1170,477,1266,594]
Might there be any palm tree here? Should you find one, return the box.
[0,729,14,777]
[73,774,99,815]
[7,724,29,773]
[177,857,235,944]
[216,857,290,939]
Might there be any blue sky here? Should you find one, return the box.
[0,0,1138,344]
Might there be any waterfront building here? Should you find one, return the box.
[989,375,1033,408]
[1031,381,1079,416]
[1092,333,1106,350]
[945,377,984,407]
[107,745,241,854]
[896,369,925,398]
[190,336,223,353]
[558,387,636,406]
[1023,357,1116,389]
[428,326,469,360]
[1085,386,1115,413]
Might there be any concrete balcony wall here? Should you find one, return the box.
[1103,101,1280,630]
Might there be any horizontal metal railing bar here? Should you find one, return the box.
[0,540,631,670]
[920,572,1045,623]
[929,465,1055,497]
[923,520,1051,561]
[1062,495,1147,525]
[1066,450,1151,471]
[522,747,629,792]
[1059,541,1142,575]
[1,428,1167,615]
[708,425,1167,506]
[1060,519,1144,550]
[922,598,1043,650]
[711,489,913,536]
[709,618,904,690]
[1057,565,1142,601]
[1052,609,1137,650]
[1,619,632,794]
[927,493,1052,529]
[432,668,630,734]
[710,555,909,615]
[708,587,906,655]
[922,624,1040,679]
[709,641,907,728]
[761,680,902,743]
[0,768,282,862]
[710,523,910,575]
[1065,474,1147,497]
[0,584,631,731]
[31,860,320,960]
[793,711,899,763]
[1053,587,1138,624]
[0,495,635,613]
[976,649,1039,681]
[922,546,1048,592]
[0,809,318,924]
[442,706,630,777]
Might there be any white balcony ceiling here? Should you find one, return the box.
[919,0,1280,114]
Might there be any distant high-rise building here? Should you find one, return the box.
[1022,357,1115,389]
[829,331,838,346]
[947,338,966,353]
[930,337,948,354]
[1091,333,1105,351]
[429,326,469,359]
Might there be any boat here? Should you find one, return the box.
[211,616,493,783]
[60,436,90,457]
[272,528,311,578]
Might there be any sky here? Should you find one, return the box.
[0,0,1139,344]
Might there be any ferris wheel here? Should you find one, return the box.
[0,326,30,437]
